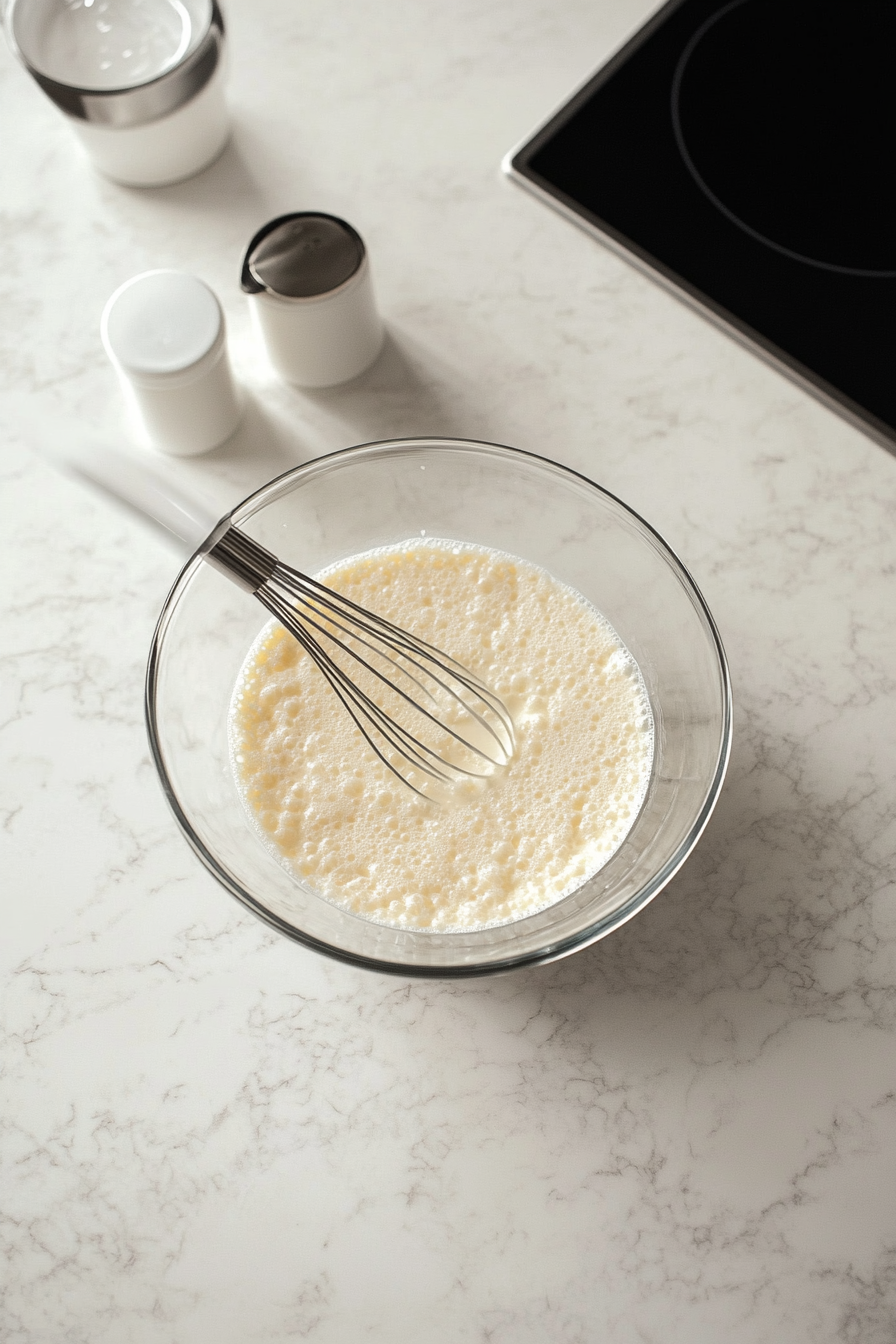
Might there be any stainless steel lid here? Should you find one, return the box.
[241,213,366,299]
[6,0,224,128]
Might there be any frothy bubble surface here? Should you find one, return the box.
[229,539,654,932]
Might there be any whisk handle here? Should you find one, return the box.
[34,432,221,551]
[24,413,281,590]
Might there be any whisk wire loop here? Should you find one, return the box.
[209,525,515,798]
[272,563,514,745]
[275,575,510,766]
[261,590,452,797]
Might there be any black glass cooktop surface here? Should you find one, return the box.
[507,0,896,445]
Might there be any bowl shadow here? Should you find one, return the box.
[460,718,851,1033]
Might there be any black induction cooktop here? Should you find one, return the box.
[506,0,896,446]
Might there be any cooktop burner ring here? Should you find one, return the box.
[671,0,896,280]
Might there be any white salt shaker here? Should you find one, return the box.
[241,213,384,388]
[101,270,242,456]
[5,0,229,187]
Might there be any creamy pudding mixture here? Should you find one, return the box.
[229,540,653,931]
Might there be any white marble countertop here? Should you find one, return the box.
[2,2,896,1340]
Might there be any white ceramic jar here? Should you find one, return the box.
[241,213,384,388]
[102,270,242,456]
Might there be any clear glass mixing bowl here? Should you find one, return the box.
[146,438,732,977]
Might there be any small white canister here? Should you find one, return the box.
[241,213,384,388]
[101,270,242,456]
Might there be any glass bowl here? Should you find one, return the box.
[146,438,731,977]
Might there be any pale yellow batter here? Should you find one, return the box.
[229,540,653,931]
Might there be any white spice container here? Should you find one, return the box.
[101,270,242,456]
[5,0,229,187]
[241,213,384,388]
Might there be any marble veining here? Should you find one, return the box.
[2,1,896,1341]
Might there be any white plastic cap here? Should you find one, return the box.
[102,270,222,379]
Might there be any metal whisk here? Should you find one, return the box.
[206,525,515,798]
[39,438,515,800]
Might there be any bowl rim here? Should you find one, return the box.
[145,436,733,978]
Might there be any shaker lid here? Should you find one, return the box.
[102,271,222,376]
[241,213,365,299]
